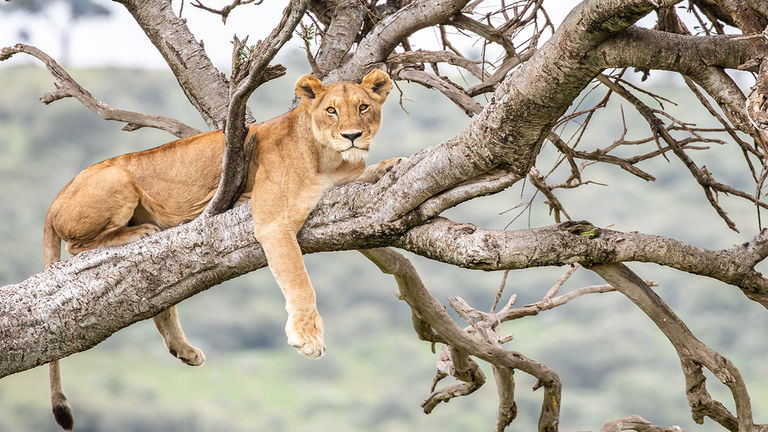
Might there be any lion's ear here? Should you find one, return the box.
[295,74,323,101]
[361,69,392,102]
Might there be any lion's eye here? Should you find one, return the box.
[359,104,369,112]
[326,107,337,114]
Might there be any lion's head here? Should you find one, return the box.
[294,69,392,163]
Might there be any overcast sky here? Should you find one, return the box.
[0,0,585,70]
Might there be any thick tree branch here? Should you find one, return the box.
[5,184,768,377]
[395,218,768,306]
[314,0,366,76]
[594,27,758,73]
[0,44,200,139]
[114,0,235,129]
[594,21,764,143]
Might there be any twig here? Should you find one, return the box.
[542,264,579,300]
[490,270,510,313]
[191,0,262,24]
[528,167,571,223]
[597,73,768,232]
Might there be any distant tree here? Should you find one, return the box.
[2,0,768,431]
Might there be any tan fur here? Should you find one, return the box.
[42,70,400,430]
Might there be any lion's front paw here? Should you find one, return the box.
[285,310,326,359]
[358,156,407,183]
[134,223,162,239]
[169,344,205,366]
[373,157,407,180]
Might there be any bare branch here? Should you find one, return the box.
[0,44,200,138]
[465,48,536,96]
[387,49,485,79]
[392,67,483,116]
[596,73,767,232]
[528,167,570,223]
[421,345,486,413]
[594,27,758,73]
[360,248,561,432]
[591,264,761,431]
[395,218,768,307]
[191,0,262,23]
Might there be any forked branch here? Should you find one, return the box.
[360,247,562,432]
[201,0,308,216]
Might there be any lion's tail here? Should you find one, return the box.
[44,213,74,431]
[43,211,61,269]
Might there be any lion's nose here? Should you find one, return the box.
[341,131,363,143]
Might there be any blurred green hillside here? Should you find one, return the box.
[0,63,767,431]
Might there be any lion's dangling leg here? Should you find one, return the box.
[255,227,326,358]
[153,305,205,366]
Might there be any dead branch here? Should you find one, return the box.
[0,44,200,139]
[191,0,262,23]
[360,247,562,432]
[392,67,483,116]
[421,345,486,413]
[528,167,570,223]
[596,73,768,232]
[591,264,764,431]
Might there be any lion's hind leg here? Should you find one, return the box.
[51,164,204,366]
[50,164,161,253]
[65,223,161,255]
[153,305,205,366]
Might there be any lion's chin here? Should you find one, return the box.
[340,147,368,163]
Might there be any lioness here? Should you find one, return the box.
[43,69,399,430]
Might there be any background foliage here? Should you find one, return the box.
[1,60,767,431]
